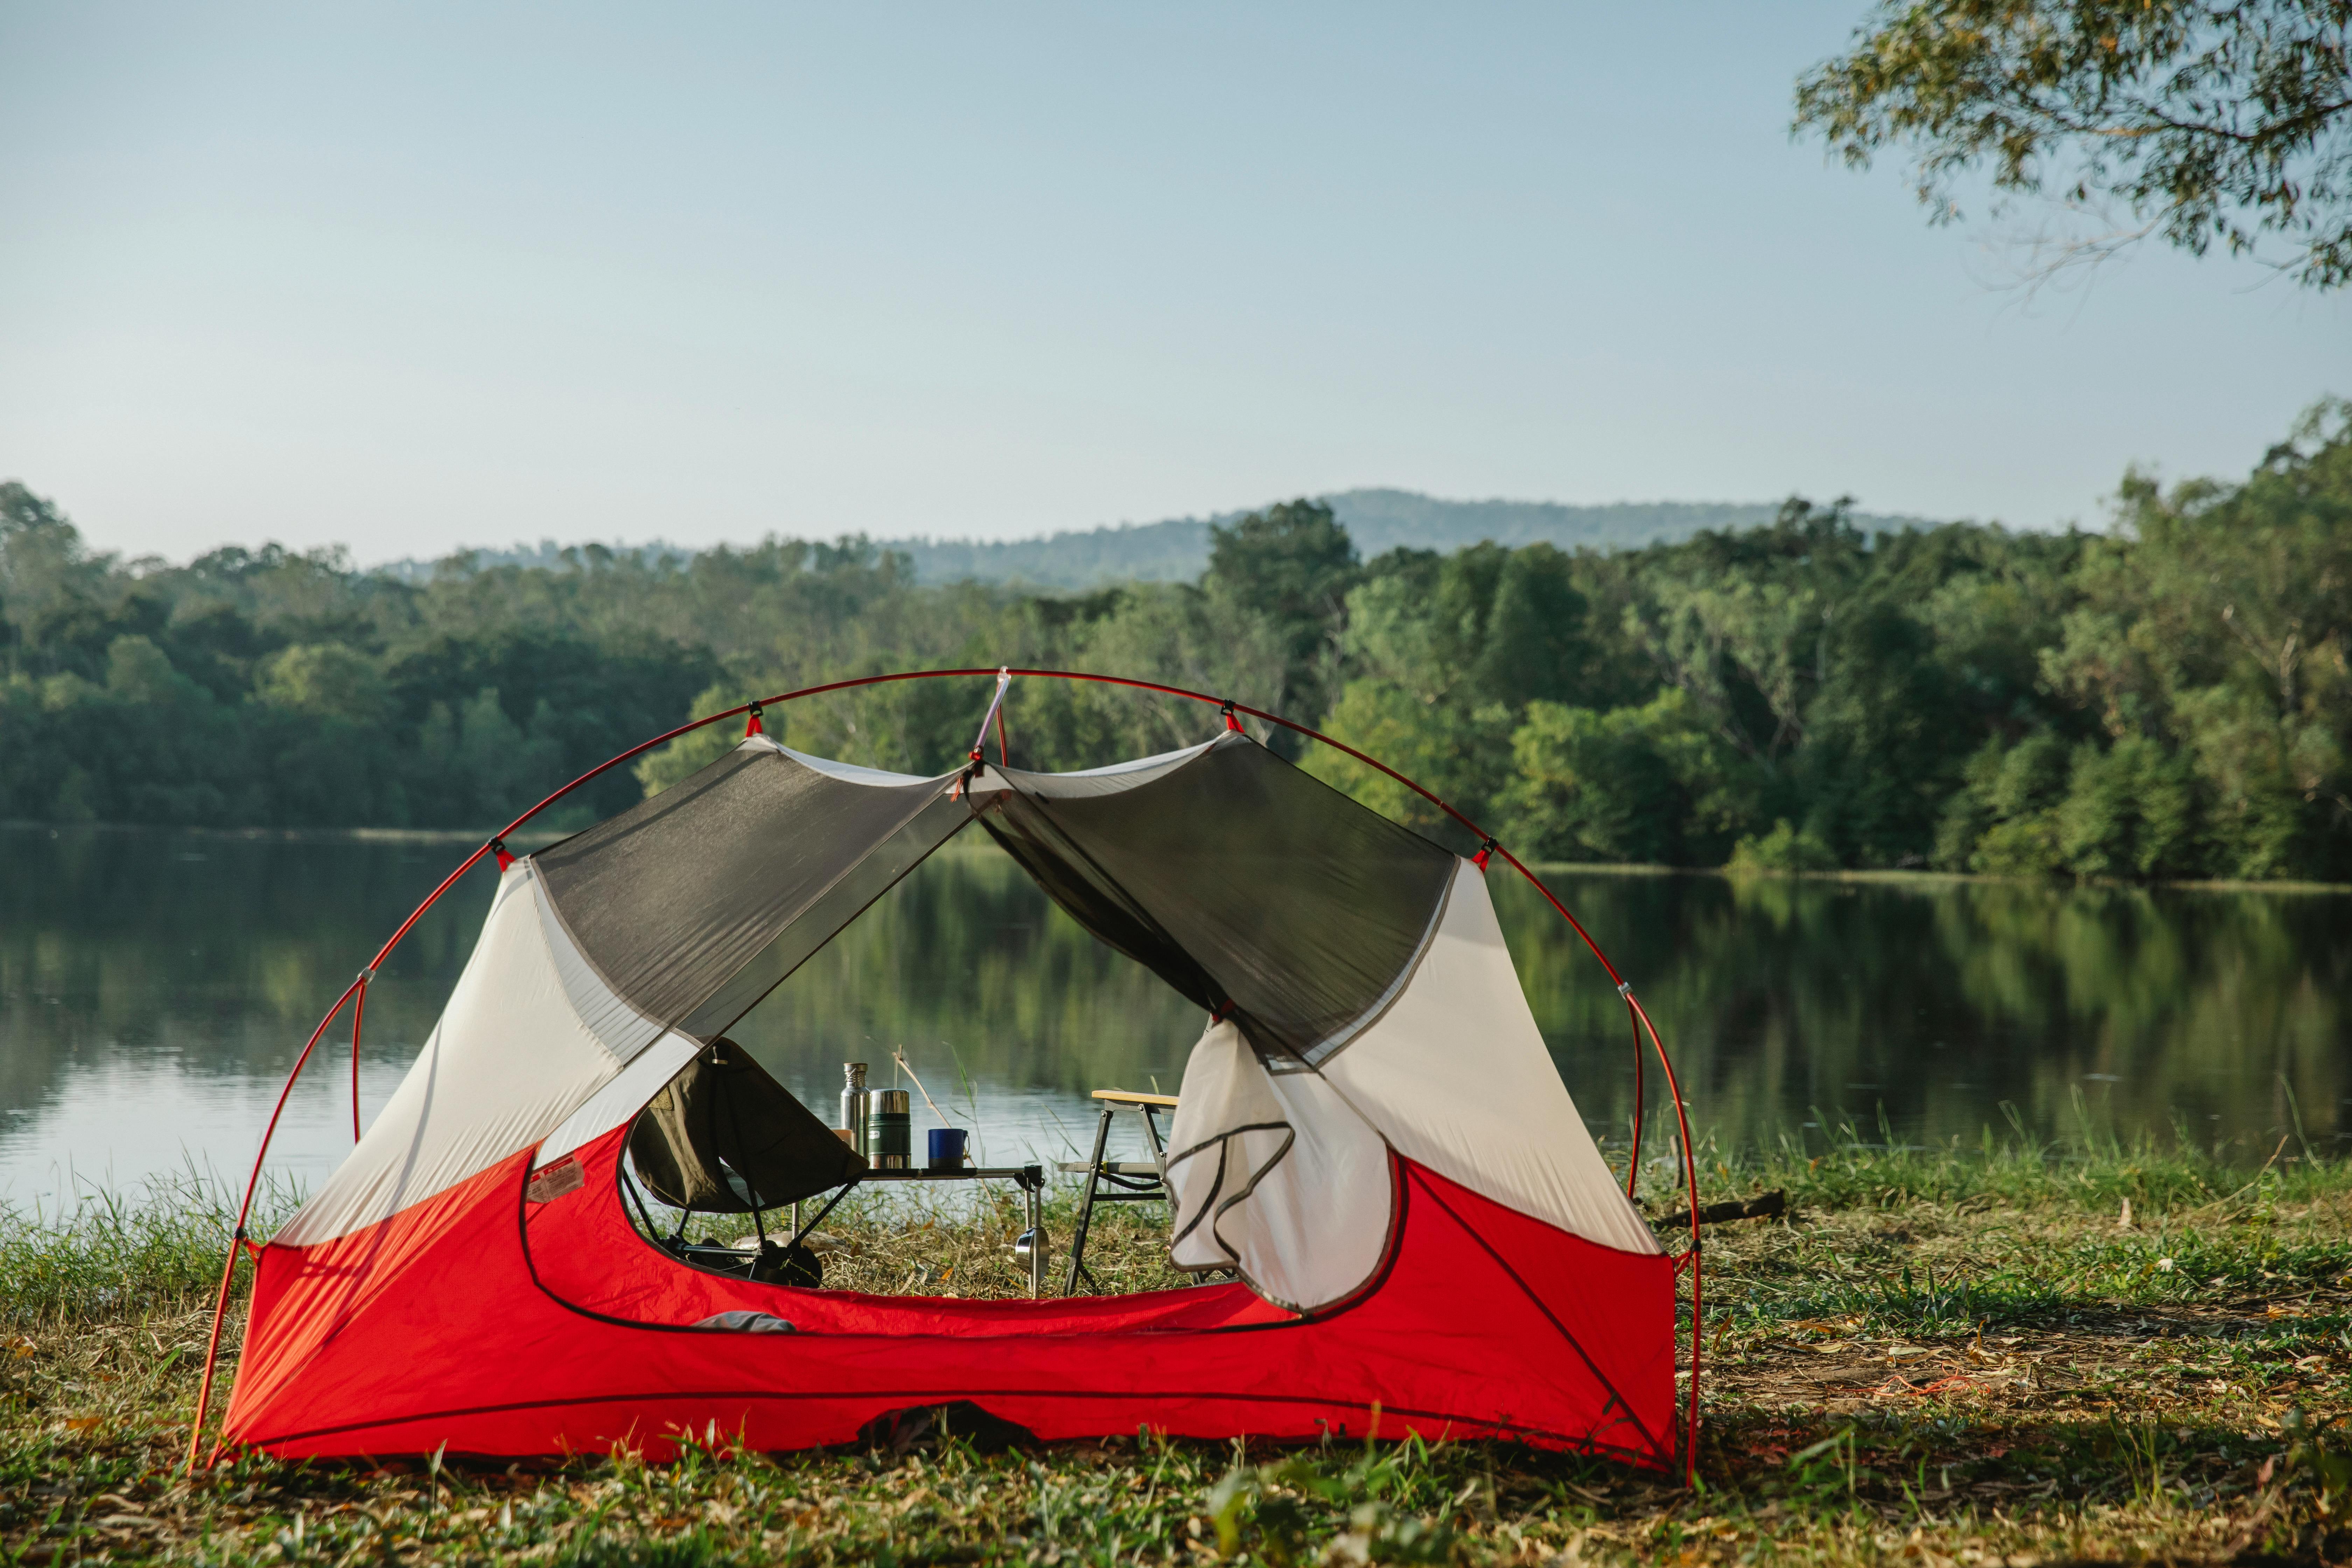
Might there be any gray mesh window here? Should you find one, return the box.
[533,730,1454,1070]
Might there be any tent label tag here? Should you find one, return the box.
[526,1156,585,1204]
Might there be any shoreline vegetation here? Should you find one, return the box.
[6,820,2350,898]
[3,1130,2346,1565]
[5,398,2349,885]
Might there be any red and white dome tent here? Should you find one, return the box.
[190,668,1703,1479]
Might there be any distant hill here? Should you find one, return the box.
[379,489,1938,590]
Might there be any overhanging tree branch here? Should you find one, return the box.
[1796,0,2352,287]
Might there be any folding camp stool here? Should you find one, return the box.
[1058,1090,1178,1296]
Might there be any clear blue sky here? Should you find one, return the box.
[2,2,2344,563]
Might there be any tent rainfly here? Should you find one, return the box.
[199,670,1700,1475]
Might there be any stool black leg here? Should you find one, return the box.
[1063,1105,1114,1296]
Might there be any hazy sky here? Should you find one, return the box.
[3,3,2344,564]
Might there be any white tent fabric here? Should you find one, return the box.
[537,1030,704,1166]
[1163,860,1656,1311]
[1320,860,1658,1256]
[274,863,648,1247]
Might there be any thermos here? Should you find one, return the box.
[840,1063,870,1157]
[872,1089,912,1169]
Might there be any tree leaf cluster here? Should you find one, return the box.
[1795,0,2352,287]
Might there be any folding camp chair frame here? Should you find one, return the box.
[1058,1090,1178,1296]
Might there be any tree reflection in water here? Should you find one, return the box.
[1,826,2343,1200]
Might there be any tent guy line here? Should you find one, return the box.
[186,666,1704,1483]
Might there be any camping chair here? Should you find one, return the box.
[1057,1090,1179,1295]
[625,1038,867,1287]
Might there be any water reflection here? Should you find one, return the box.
[0,827,498,1203]
[1504,873,2347,1160]
[0,825,2343,1205]
[725,848,1204,1167]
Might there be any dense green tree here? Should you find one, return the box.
[3,401,2347,881]
[1302,681,1516,844]
[1203,499,1358,730]
[1625,499,1871,782]
[1476,544,1595,709]
[255,643,394,727]
[2033,399,2350,877]
[1304,542,1573,832]
[1502,690,1749,865]
[1936,730,2071,870]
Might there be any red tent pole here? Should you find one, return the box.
[1629,1022,1646,1200]
[348,979,367,1142]
[186,974,363,1473]
[192,665,1703,1479]
[1629,990,1703,1484]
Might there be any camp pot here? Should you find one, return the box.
[872,1089,912,1168]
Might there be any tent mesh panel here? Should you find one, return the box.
[982,735,1454,1063]
[536,745,957,1035]
[536,733,1454,1070]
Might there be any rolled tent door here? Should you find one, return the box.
[1163,1020,1394,1312]
[1161,864,1657,1317]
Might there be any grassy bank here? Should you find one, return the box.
[3,1134,2348,1566]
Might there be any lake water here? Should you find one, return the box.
[1,824,2345,1209]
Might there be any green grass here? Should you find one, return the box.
[0,1170,305,1329]
[1685,1115,2352,1344]
[3,1133,2349,1565]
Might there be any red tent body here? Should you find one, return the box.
[229,1125,1672,1462]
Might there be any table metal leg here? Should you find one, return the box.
[1063,1105,1114,1296]
[1027,1183,1041,1298]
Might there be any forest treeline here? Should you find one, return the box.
[3,400,2346,881]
